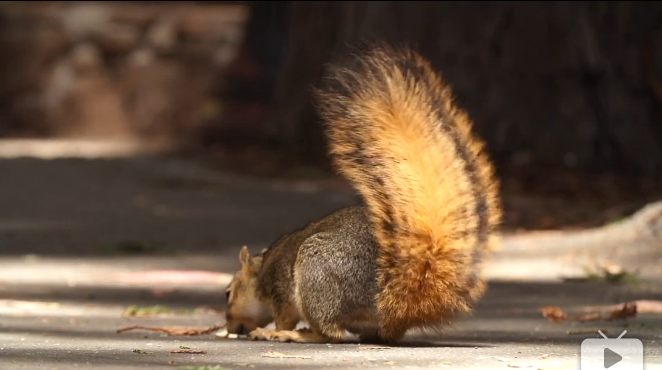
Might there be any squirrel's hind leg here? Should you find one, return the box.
[357,330,389,344]
[291,230,377,344]
[352,326,407,345]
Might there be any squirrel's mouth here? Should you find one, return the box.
[227,322,253,335]
[225,316,260,335]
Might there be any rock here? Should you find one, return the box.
[70,43,103,74]
[119,57,182,136]
[0,15,71,136]
[61,71,134,139]
[20,23,71,63]
[0,1,250,144]
[61,4,112,42]
[93,24,141,55]
[111,4,159,27]
[62,4,140,55]
[179,5,248,41]
[43,59,75,110]
[127,48,155,68]
[146,20,178,53]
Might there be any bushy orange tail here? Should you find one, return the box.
[315,45,501,338]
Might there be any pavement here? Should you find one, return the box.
[0,139,661,370]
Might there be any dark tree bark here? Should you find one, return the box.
[203,1,292,148]
[260,1,662,175]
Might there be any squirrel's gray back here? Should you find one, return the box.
[293,206,382,333]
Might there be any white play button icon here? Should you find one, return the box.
[604,348,622,368]
[581,330,643,370]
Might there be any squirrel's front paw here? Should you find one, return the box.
[270,329,326,343]
[248,328,297,342]
[270,331,297,343]
[248,327,274,341]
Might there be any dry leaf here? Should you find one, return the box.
[606,302,637,321]
[116,325,222,336]
[170,350,207,354]
[541,306,567,323]
[360,346,391,350]
[384,361,396,365]
[262,351,311,359]
[539,354,550,359]
[498,357,512,362]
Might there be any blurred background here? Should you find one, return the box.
[2,1,662,235]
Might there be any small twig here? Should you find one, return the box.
[262,351,312,359]
[359,346,391,350]
[170,350,207,354]
[116,325,223,336]
[541,302,638,323]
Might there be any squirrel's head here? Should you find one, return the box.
[224,246,272,335]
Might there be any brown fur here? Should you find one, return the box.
[316,44,502,337]
[224,45,501,343]
[224,246,273,334]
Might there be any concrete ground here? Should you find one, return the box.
[0,139,661,370]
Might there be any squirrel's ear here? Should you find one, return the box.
[239,246,251,268]
[251,255,263,271]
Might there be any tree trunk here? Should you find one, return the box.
[264,1,662,175]
[202,1,291,148]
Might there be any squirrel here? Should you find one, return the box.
[223,44,502,344]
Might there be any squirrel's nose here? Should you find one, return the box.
[235,324,247,335]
